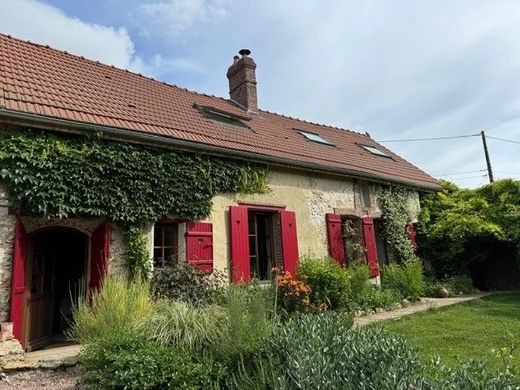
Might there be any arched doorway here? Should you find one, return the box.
[24,227,87,351]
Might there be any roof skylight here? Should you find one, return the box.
[299,131,334,145]
[360,144,390,158]
[195,105,250,130]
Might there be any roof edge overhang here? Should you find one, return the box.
[0,109,442,192]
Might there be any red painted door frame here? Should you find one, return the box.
[10,219,26,343]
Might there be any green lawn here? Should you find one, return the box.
[382,292,520,369]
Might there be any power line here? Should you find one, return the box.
[435,169,487,176]
[376,133,479,143]
[486,135,520,144]
[444,174,488,181]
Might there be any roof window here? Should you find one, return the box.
[360,144,390,158]
[195,105,250,130]
[299,130,334,145]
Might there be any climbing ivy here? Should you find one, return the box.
[0,130,269,277]
[377,186,417,264]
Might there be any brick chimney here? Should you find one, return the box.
[226,49,257,113]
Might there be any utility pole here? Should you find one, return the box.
[481,131,494,183]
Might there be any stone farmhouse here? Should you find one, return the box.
[0,34,440,351]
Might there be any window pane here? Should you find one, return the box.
[153,248,163,267]
[154,226,163,246]
[164,247,175,265]
[164,226,175,247]
[249,236,257,257]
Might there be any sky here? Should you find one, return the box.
[1,0,519,188]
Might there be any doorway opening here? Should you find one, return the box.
[248,211,278,281]
[25,227,88,351]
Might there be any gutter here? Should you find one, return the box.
[0,108,441,192]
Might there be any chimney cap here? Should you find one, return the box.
[239,49,251,56]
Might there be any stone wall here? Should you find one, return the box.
[0,186,16,322]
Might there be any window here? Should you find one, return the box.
[359,144,390,157]
[360,180,371,208]
[248,211,275,280]
[196,105,250,130]
[153,223,178,268]
[299,130,334,145]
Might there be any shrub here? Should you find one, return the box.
[235,314,423,389]
[355,285,402,312]
[151,262,225,305]
[274,269,316,314]
[425,275,474,297]
[147,299,227,352]
[346,263,371,302]
[215,284,273,368]
[80,335,225,389]
[418,358,520,389]
[381,260,426,300]
[297,256,351,310]
[69,275,153,344]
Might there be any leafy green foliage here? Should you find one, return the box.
[297,256,351,310]
[0,130,269,276]
[215,284,273,368]
[381,260,426,300]
[79,336,224,390]
[418,179,520,276]
[424,275,474,297]
[377,186,418,264]
[68,275,153,344]
[236,315,423,390]
[151,262,225,305]
[147,299,226,352]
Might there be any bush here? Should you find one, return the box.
[151,262,225,305]
[147,299,227,352]
[297,256,351,310]
[69,275,153,343]
[418,358,520,389]
[274,269,315,314]
[216,284,273,367]
[80,335,225,389]
[425,275,474,297]
[355,285,402,312]
[235,314,423,389]
[381,260,426,300]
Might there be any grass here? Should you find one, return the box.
[382,291,520,370]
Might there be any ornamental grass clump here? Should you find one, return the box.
[147,299,227,352]
[68,275,153,344]
[381,260,426,301]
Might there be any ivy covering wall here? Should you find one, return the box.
[0,129,269,277]
[377,186,418,264]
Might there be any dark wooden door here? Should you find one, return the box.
[25,251,55,351]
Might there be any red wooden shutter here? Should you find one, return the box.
[186,222,213,273]
[280,210,299,276]
[10,219,26,342]
[89,222,111,293]
[362,217,380,277]
[408,222,417,252]
[326,213,346,266]
[230,206,250,283]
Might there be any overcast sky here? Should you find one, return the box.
[1,0,519,188]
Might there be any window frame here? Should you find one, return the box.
[359,144,392,158]
[153,221,179,268]
[298,130,335,146]
[247,210,276,281]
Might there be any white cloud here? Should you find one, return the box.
[139,0,228,37]
[0,0,205,77]
[0,0,139,69]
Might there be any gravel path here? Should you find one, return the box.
[0,368,82,390]
[353,293,490,326]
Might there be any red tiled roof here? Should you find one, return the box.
[0,33,440,190]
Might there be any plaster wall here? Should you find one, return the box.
[206,168,358,276]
